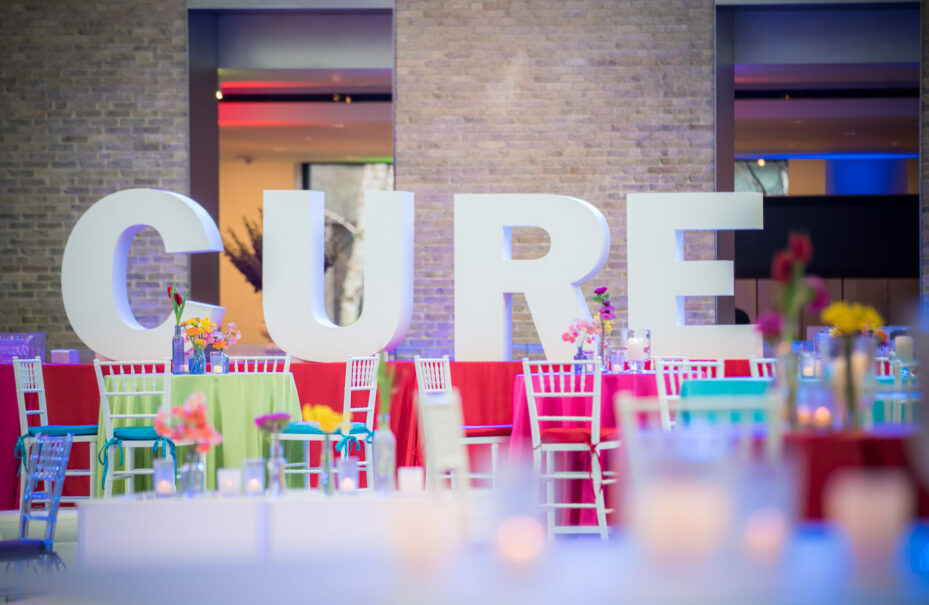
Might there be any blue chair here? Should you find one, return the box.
[0,433,72,599]
[13,357,97,506]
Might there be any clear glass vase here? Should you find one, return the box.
[828,335,875,431]
[267,434,286,496]
[171,325,185,374]
[372,414,396,493]
[179,452,206,497]
[623,328,651,373]
[775,349,800,430]
[188,349,205,375]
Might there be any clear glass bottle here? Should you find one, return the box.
[171,324,185,374]
[372,413,396,493]
[267,434,286,496]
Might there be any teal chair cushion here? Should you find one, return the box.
[113,426,160,441]
[26,424,98,437]
[281,421,368,436]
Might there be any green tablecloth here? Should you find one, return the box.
[95,373,302,496]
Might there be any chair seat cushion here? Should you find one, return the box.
[113,426,160,441]
[0,539,49,562]
[282,421,367,436]
[463,424,512,438]
[540,427,619,444]
[26,424,98,437]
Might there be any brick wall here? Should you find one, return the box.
[0,1,189,359]
[394,0,716,359]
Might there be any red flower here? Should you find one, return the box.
[756,311,784,341]
[788,233,813,266]
[174,292,183,306]
[167,285,173,298]
[771,251,793,283]
[594,286,608,295]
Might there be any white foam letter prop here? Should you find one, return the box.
[455,194,610,361]
[62,188,225,360]
[627,192,763,359]
[263,190,414,362]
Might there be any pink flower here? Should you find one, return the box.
[806,275,830,313]
[594,286,608,295]
[756,311,784,340]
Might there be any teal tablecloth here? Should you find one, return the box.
[679,378,772,398]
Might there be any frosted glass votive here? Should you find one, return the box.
[153,457,175,497]
[217,468,242,497]
[398,466,424,494]
[337,457,359,493]
[243,458,265,495]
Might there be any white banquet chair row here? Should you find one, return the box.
[654,358,725,430]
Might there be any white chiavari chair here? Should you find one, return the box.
[655,358,725,430]
[94,360,186,497]
[417,390,470,496]
[523,357,618,539]
[13,358,97,506]
[414,355,510,488]
[280,355,379,489]
[227,355,291,373]
[749,356,778,379]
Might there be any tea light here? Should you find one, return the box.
[340,477,357,492]
[336,457,359,493]
[155,479,173,496]
[246,478,262,494]
[398,466,424,493]
[895,336,914,364]
[217,468,242,497]
[496,515,546,565]
[813,406,832,430]
[797,406,812,428]
[243,458,265,495]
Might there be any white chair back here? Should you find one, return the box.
[655,358,725,430]
[93,360,170,439]
[344,355,380,430]
[414,355,452,395]
[874,356,892,377]
[749,356,777,379]
[12,357,49,435]
[418,390,470,493]
[522,358,603,448]
[615,394,674,480]
[227,355,291,373]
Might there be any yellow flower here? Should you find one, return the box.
[301,404,343,434]
[821,302,884,335]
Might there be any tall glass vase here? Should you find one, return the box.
[267,433,286,496]
[829,335,874,431]
[319,434,333,495]
[775,347,800,429]
[372,414,396,493]
[171,324,185,374]
[179,451,206,497]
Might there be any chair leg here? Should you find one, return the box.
[125,446,135,496]
[364,441,373,490]
[103,444,115,498]
[489,442,499,489]
[87,441,97,499]
[591,451,608,540]
[301,441,310,489]
[545,452,555,537]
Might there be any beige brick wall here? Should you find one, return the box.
[0,1,189,359]
[394,0,717,358]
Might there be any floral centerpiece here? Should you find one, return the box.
[210,322,242,352]
[154,393,223,494]
[562,286,614,367]
[592,286,615,367]
[301,404,344,494]
[755,233,830,426]
[821,301,885,430]
[181,316,218,374]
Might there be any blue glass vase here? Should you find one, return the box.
[171,325,185,374]
[188,349,205,375]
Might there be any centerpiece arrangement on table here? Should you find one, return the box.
[154,393,223,496]
[563,286,614,369]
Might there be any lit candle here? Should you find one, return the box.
[246,478,262,494]
[813,406,832,430]
[895,336,914,364]
[742,507,788,562]
[626,336,646,362]
[340,477,357,492]
[155,479,173,496]
[797,406,812,428]
[212,363,223,374]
